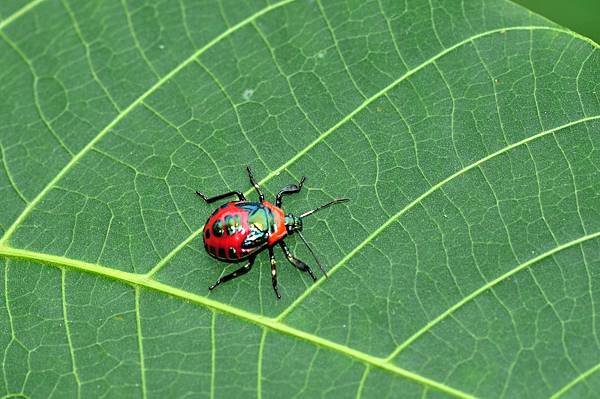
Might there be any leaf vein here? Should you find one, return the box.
[315,0,367,99]
[121,0,161,79]
[0,0,299,247]
[61,269,81,399]
[387,230,600,361]
[0,31,75,157]
[210,311,216,399]
[257,329,267,399]
[0,143,28,205]
[0,0,46,30]
[0,245,473,399]
[278,115,600,321]
[61,0,121,113]
[134,287,148,399]
[550,362,600,399]
[146,25,596,280]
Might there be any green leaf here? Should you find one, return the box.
[0,0,599,397]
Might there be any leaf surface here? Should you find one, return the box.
[0,0,599,397]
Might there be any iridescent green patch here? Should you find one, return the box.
[248,208,269,232]
[225,215,241,235]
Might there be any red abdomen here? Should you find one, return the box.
[202,201,287,262]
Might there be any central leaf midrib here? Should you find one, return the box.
[2,229,599,397]
[0,245,473,399]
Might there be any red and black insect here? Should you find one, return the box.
[197,166,348,299]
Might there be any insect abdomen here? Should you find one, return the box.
[202,202,259,262]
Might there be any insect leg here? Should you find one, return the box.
[246,166,265,202]
[196,190,246,203]
[209,256,255,291]
[269,247,281,300]
[275,176,306,207]
[279,240,317,282]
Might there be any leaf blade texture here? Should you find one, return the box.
[0,0,599,397]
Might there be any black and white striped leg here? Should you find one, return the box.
[279,241,317,282]
[209,256,255,291]
[246,166,265,202]
[268,247,281,300]
[275,176,306,207]
[196,190,246,203]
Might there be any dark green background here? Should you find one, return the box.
[515,0,599,43]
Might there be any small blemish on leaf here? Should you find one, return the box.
[242,89,254,101]
[317,49,327,59]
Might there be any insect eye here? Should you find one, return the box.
[212,220,224,237]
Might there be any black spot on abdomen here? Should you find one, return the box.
[212,220,224,237]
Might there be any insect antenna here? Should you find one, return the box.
[297,231,329,278]
[296,198,349,277]
[299,198,349,219]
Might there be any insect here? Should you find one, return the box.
[197,166,349,299]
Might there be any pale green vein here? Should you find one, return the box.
[0,30,75,157]
[61,269,81,399]
[252,25,589,196]
[121,0,160,79]
[277,114,600,321]
[2,395,33,399]
[355,366,370,399]
[375,0,409,69]
[315,0,367,99]
[251,20,322,141]
[194,59,269,172]
[210,311,216,399]
[0,143,28,204]
[145,25,594,279]
[387,230,600,361]
[0,0,298,247]
[0,0,46,30]
[0,245,473,399]
[2,259,15,393]
[551,362,600,399]
[134,287,148,399]
[295,348,320,398]
[61,0,121,113]
[257,329,267,399]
